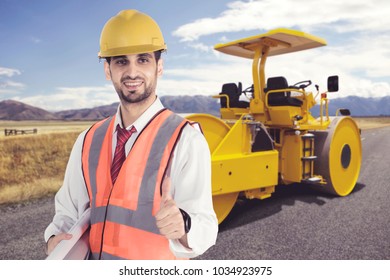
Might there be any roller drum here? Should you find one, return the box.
[186,113,239,224]
[312,117,362,196]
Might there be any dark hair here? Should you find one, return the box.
[105,50,163,64]
[154,50,163,61]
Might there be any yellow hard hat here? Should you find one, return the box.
[98,10,167,58]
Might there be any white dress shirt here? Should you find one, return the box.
[44,97,218,258]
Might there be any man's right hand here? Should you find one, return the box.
[46,233,73,255]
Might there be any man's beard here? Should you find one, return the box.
[118,86,152,104]
[115,76,156,104]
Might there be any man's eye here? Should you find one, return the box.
[138,58,150,64]
[115,59,128,65]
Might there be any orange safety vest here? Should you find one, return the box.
[82,109,189,260]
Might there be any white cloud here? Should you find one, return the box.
[30,36,42,44]
[0,66,24,94]
[168,0,390,101]
[158,78,221,96]
[219,36,229,43]
[0,80,25,89]
[0,81,25,97]
[190,43,212,52]
[173,0,390,41]
[345,79,390,99]
[160,56,252,96]
[7,0,390,110]
[0,67,21,77]
[160,38,390,100]
[16,84,118,111]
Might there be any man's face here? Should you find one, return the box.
[104,53,163,104]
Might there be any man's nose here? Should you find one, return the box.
[123,62,140,79]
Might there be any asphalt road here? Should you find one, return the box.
[1,126,389,260]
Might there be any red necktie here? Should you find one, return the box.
[111,124,137,184]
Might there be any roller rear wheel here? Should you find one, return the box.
[186,114,239,223]
[313,117,362,196]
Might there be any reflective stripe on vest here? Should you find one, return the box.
[82,109,188,260]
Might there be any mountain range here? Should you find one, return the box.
[0,95,389,121]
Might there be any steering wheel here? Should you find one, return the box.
[243,85,254,94]
[241,85,254,99]
[290,80,312,90]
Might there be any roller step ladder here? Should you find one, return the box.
[301,133,321,183]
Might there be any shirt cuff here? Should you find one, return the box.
[169,238,196,259]
[44,224,61,243]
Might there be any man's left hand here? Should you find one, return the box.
[155,176,186,240]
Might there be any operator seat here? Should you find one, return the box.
[219,82,249,108]
[265,76,303,107]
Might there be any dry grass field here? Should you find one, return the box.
[0,121,93,205]
[0,117,389,205]
[0,120,94,138]
[353,116,390,130]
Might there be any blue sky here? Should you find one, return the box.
[1,0,389,111]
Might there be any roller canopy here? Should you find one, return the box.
[214,28,327,58]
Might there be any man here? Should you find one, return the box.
[45,9,218,260]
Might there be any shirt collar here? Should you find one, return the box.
[113,97,165,134]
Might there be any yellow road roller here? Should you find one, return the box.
[187,28,362,224]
